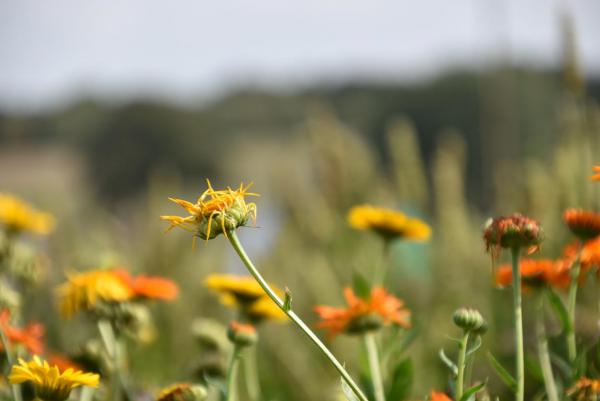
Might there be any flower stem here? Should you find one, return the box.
[373,239,391,287]
[0,325,23,401]
[364,333,386,401]
[97,320,122,401]
[566,244,582,364]
[243,346,262,401]
[226,344,242,401]
[536,293,559,401]
[511,247,524,401]
[227,231,370,401]
[455,330,470,400]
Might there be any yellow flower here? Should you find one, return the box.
[0,193,55,235]
[347,205,431,241]
[204,274,287,323]
[9,356,99,401]
[56,270,134,319]
[161,180,257,244]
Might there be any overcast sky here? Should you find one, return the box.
[1,0,598,112]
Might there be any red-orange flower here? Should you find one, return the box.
[568,377,600,401]
[483,214,542,257]
[564,238,600,272]
[494,259,572,291]
[564,209,600,240]
[0,309,44,354]
[430,390,452,401]
[314,287,410,338]
[113,269,179,301]
[47,352,83,372]
[591,166,600,182]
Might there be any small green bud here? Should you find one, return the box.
[453,307,486,334]
[227,321,257,347]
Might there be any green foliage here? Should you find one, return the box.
[386,359,413,401]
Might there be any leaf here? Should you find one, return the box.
[458,381,486,401]
[352,271,371,299]
[203,373,226,397]
[550,351,572,378]
[546,290,572,333]
[439,349,458,378]
[341,378,361,401]
[466,336,482,358]
[487,352,517,393]
[386,358,413,401]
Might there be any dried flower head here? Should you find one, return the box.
[0,309,45,354]
[591,166,600,182]
[157,383,208,401]
[161,180,257,244]
[568,377,600,401]
[483,214,542,255]
[314,287,410,338]
[348,205,431,241]
[564,209,600,240]
[9,356,99,401]
[0,193,55,235]
[494,259,573,291]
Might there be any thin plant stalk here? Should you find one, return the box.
[80,386,95,401]
[243,346,262,401]
[364,332,386,401]
[455,330,470,400]
[511,247,525,401]
[97,320,123,401]
[536,293,559,401]
[0,326,23,401]
[226,345,243,401]
[227,231,370,401]
[373,239,391,287]
[566,243,582,363]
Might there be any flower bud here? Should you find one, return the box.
[483,214,542,253]
[157,383,208,401]
[227,321,257,347]
[453,307,486,334]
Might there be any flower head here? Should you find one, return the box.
[0,309,45,354]
[564,238,600,273]
[591,166,600,182]
[157,383,208,401]
[161,180,257,244]
[430,391,452,401]
[564,209,600,240]
[452,307,487,334]
[494,259,572,291]
[348,205,431,241]
[113,269,179,301]
[0,193,55,235]
[9,356,99,401]
[567,377,600,401]
[314,287,410,338]
[483,214,542,255]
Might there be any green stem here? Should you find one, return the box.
[0,325,23,401]
[566,244,582,364]
[536,293,559,401]
[455,330,470,400]
[243,346,261,401]
[373,239,391,287]
[511,247,524,401]
[226,344,243,401]
[97,320,122,401]
[80,386,95,401]
[227,231,370,401]
[364,333,385,401]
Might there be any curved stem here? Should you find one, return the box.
[226,344,242,401]
[455,330,470,400]
[511,247,524,401]
[364,333,386,401]
[227,231,370,401]
[566,243,582,364]
[536,293,559,401]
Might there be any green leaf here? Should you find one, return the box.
[546,289,572,333]
[487,352,517,393]
[439,349,458,378]
[466,336,482,358]
[341,378,361,401]
[352,271,371,298]
[458,381,486,401]
[386,358,413,401]
[550,351,572,378]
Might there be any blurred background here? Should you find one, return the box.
[1,0,600,400]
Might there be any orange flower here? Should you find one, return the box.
[46,352,83,372]
[113,269,179,301]
[430,390,452,401]
[591,166,600,181]
[564,209,600,240]
[0,309,45,354]
[494,259,571,290]
[568,377,600,401]
[564,237,600,272]
[483,214,542,257]
[314,287,410,338]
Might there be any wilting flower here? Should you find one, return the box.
[494,259,573,291]
[348,205,431,241]
[161,180,257,243]
[227,321,258,347]
[204,274,287,323]
[157,383,208,401]
[568,377,600,401]
[9,356,99,401]
[430,391,452,401]
[0,193,55,235]
[483,214,542,256]
[591,166,600,182]
[0,309,45,354]
[564,209,600,240]
[314,287,410,338]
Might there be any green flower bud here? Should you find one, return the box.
[453,307,486,334]
[227,321,257,347]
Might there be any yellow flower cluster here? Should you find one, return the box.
[348,204,431,241]
[0,193,54,235]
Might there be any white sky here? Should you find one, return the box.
[0,0,598,112]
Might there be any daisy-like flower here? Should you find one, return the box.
[9,356,99,401]
[314,287,410,338]
[157,383,208,401]
[483,214,542,256]
[591,166,600,182]
[430,391,452,401]
[564,209,600,240]
[494,259,572,291]
[0,309,45,354]
[567,377,600,401]
[564,237,600,273]
[348,205,431,241]
[0,193,55,235]
[204,274,287,322]
[161,180,257,244]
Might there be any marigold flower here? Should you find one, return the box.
[0,309,45,354]
[591,166,600,182]
[113,269,179,300]
[483,214,542,255]
[0,193,55,235]
[564,237,600,272]
[161,180,257,243]
[9,355,99,401]
[430,390,452,401]
[348,205,431,241]
[494,259,572,291]
[567,377,600,401]
[564,209,600,240]
[204,274,287,323]
[157,383,208,401]
[314,287,410,338]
